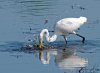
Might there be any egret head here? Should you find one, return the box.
[37,29,57,49]
[80,16,87,23]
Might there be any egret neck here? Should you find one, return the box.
[38,29,57,49]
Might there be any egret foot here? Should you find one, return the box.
[37,45,43,50]
[82,37,85,43]
[63,48,66,51]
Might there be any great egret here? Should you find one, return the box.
[38,16,87,49]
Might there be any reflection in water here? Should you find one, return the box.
[39,51,50,64]
[39,49,57,64]
[0,41,89,71]
[39,47,88,70]
[55,51,88,70]
[1,40,100,72]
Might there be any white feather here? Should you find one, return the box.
[55,16,87,35]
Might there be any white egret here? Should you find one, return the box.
[38,16,87,49]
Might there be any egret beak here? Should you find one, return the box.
[38,38,43,49]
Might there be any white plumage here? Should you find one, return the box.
[55,16,87,35]
[38,16,87,49]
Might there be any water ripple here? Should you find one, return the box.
[0,40,100,54]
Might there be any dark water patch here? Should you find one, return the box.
[75,40,100,50]
[71,4,86,10]
[70,40,100,54]
[0,41,24,48]
[68,40,100,47]
[83,40,100,50]
[51,40,100,54]
[0,39,100,55]
[0,41,56,54]
[0,41,26,53]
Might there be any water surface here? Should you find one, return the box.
[0,0,100,73]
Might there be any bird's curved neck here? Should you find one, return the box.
[39,51,50,64]
[38,29,57,48]
[40,29,57,42]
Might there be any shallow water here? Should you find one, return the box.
[0,0,100,73]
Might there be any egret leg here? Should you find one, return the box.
[76,33,85,43]
[63,36,67,45]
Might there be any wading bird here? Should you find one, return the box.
[38,16,87,49]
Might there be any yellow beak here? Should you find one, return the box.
[38,38,43,49]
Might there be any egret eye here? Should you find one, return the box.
[44,32,47,34]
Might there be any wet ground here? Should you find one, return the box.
[0,0,100,73]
